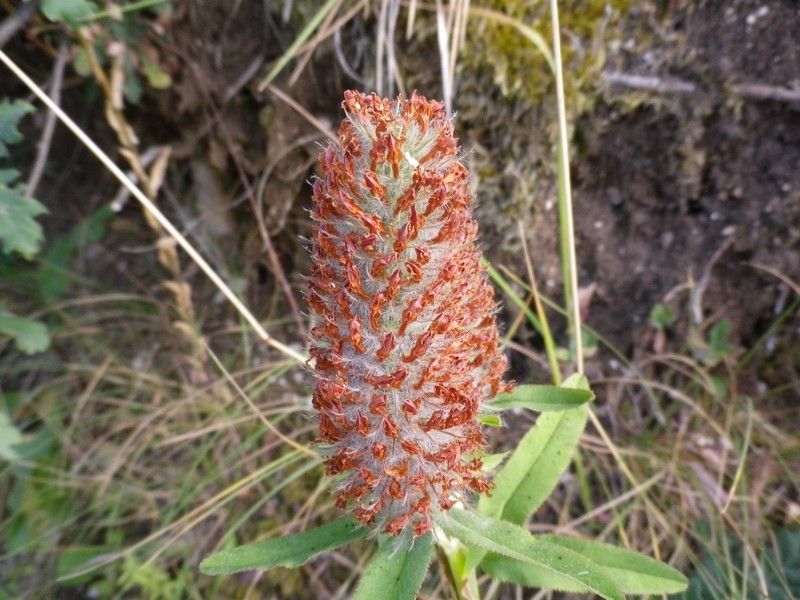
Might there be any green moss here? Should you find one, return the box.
[463,0,636,105]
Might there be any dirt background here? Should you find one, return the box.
[147,0,800,393]
[5,0,797,385]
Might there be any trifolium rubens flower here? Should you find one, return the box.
[307,91,512,537]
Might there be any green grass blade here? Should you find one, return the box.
[257,0,340,91]
[550,0,584,373]
[352,533,434,600]
[486,261,561,384]
[199,517,368,575]
[486,384,593,413]
[438,509,624,600]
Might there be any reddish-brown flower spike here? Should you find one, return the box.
[307,90,513,537]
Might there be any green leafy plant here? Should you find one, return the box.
[201,377,686,598]
[0,1,695,597]
[199,83,686,598]
[198,1,688,596]
[0,100,46,260]
[704,319,734,366]
[0,99,51,355]
[649,303,677,330]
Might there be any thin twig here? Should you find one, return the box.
[731,82,800,103]
[605,71,800,104]
[289,0,369,87]
[287,0,343,87]
[691,238,733,326]
[266,84,337,140]
[185,58,310,339]
[603,71,696,94]
[0,49,308,366]
[0,0,40,48]
[434,0,452,114]
[25,38,67,199]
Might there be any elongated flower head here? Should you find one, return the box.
[307,91,511,537]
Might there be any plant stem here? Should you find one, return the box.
[550,0,584,374]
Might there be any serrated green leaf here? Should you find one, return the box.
[0,180,48,259]
[0,312,50,354]
[487,384,593,412]
[479,403,589,524]
[41,0,97,23]
[483,535,688,595]
[199,517,368,575]
[438,509,624,600]
[0,99,34,157]
[353,533,434,600]
[0,412,23,461]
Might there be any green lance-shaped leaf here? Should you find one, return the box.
[438,509,624,600]
[486,384,593,413]
[466,376,590,575]
[352,533,434,600]
[480,386,589,525]
[200,517,368,575]
[481,552,592,593]
[483,535,688,595]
